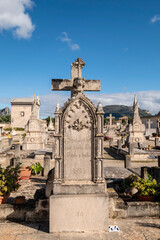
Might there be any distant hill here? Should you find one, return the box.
[0,107,11,116]
[103,105,152,119]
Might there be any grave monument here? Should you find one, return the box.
[50,58,108,239]
[105,113,117,138]
[23,95,44,150]
[128,94,146,145]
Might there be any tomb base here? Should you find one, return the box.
[53,180,106,195]
[50,193,108,240]
[23,136,44,151]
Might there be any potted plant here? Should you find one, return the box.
[19,166,31,180]
[31,162,43,175]
[0,163,21,204]
[131,178,160,201]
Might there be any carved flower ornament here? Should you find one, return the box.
[69,119,90,131]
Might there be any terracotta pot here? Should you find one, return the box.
[20,168,31,180]
[138,195,155,202]
[0,195,9,204]
[14,196,26,205]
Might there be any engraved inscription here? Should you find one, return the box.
[73,168,85,174]
[76,211,84,217]
[64,100,92,181]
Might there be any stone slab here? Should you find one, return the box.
[50,194,108,236]
[53,181,106,195]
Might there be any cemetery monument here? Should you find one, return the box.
[128,94,146,145]
[50,57,108,238]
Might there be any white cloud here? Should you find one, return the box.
[123,47,128,52]
[0,0,35,39]
[150,15,160,23]
[1,91,160,118]
[59,32,80,50]
[38,90,160,118]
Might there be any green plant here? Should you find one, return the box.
[14,128,25,131]
[4,127,12,132]
[0,115,11,123]
[31,162,43,175]
[22,133,26,140]
[0,163,21,196]
[131,178,160,197]
[121,174,139,191]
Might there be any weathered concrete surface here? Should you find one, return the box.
[0,218,159,240]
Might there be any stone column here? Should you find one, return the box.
[54,103,62,183]
[95,102,104,182]
[117,139,122,150]
[124,155,131,168]
[155,137,159,147]
[0,141,2,153]
[44,155,52,177]
[129,142,134,156]
[8,138,13,147]
[109,138,113,147]
[15,144,21,163]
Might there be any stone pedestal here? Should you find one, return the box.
[23,119,44,151]
[125,155,131,168]
[50,194,108,237]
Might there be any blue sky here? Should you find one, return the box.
[0,0,160,117]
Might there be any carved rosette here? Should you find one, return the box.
[65,99,92,131]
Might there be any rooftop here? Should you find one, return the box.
[11,98,34,105]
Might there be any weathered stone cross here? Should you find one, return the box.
[146,119,153,130]
[106,113,115,126]
[52,57,100,96]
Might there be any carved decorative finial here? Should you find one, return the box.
[96,102,104,113]
[56,102,60,111]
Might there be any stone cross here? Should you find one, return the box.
[52,57,100,96]
[146,119,153,130]
[106,113,115,126]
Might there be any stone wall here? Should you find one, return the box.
[11,104,32,129]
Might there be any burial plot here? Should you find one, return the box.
[50,58,108,239]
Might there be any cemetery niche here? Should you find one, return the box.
[50,57,108,238]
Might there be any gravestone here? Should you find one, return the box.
[145,119,153,136]
[50,58,108,239]
[23,95,44,150]
[105,113,117,138]
[128,95,146,145]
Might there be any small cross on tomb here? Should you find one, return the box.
[52,57,100,96]
[146,119,153,130]
[106,113,115,126]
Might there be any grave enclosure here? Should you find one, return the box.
[50,58,108,239]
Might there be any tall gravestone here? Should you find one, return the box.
[23,95,44,150]
[128,94,146,145]
[50,58,108,239]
